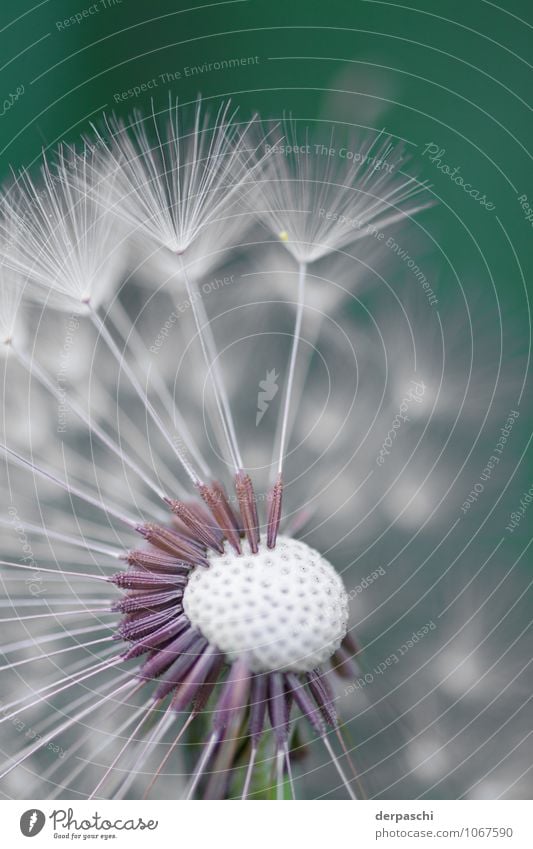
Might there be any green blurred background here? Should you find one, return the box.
[1,0,531,320]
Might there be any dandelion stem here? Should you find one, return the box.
[45,678,144,797]
[115,708,176,799]
[0,635,114,672]
[179,256,243,472]
[335,725,366,799]
[0,678,137,781]
[185,730,219,799]
[242,745,257,799]
[89,307,201,487]
[0,607,114,623]
[0,518,122,559]
[88,698,156,799]
[277,260,306,474]
[0,652,122,723]
[270,302,322,476]
[1,623,113,655]
[0,441,140,528]
[10,342,168,502]
[285,742,296,799]
[108,299,211,481]
[143,711,196,799]
[322,734,357,800]
[0,558,113,581]
[276,747,285,800]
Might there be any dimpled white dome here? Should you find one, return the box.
[183,535,348,673]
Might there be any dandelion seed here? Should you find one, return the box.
[242,120,433,529]
[251,119,431,265]
[90,97,271,477]
[94,96,257,256]
[0,145,124,313]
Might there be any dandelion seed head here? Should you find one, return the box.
[97,97,255,257]
[0,146,124,314]
[183,535,348,673]
[251,120,432,265]
[135,211,252,293]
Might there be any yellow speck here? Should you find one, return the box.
[278,230,289,242]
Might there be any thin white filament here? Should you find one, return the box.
[143,711,196,799]
[114,708,176,799]
[179,256,243,472]
[10,342,168,501]
[277,260,307,474]
[0,441,139,529]
[1,623,113,655]
[276,747,285,800]
[0,607,114,623]
[108,298,211,481]
[0,559,113,582]
[285,742,296,799]
[89,307,201,486]
[241,745,257,799]
[270,297,323,475]
[0,652,122,724]
[184,731,219,799]
[0,635,114,672]
[322,734,358,800]
[36,670,133,739]
[45,680,145,798]
[88,698,156,799]
[0,678,137,781]
[0,517,122,559]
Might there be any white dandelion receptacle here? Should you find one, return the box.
[184,536,349,673]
